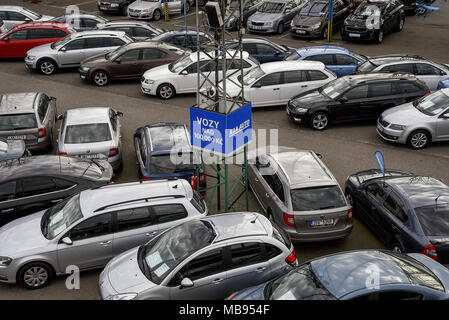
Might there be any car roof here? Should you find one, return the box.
[295,45,351,55]
[269,150,336,188]
[79,179,191,216]
[70,30,126,39]
[57,13,103,19]
[311,250,432,299]
[144,123,191,154]
[12,22,69,30]
[204,212,272,242]
[343,72,417,84]
[263,0,290,3]
[260,60,325,73]
[98,20,151,27]
[120,41,173,50]
[0,5,25,11]
[368,54,428,66]
[194,50,250,61]
[0,92,38,115]
[65,107,110,125]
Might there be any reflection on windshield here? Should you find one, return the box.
[354,4,383,17]
[0,114,37,131]
[51,34,72,49]
[258,2,285,13]
[64,123,112,144]
[319,78,348,99]
[299,2,327,16]
[169,54,193,73]
[413,90,449,116]
[242,66,265,85]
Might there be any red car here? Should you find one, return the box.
[0,22,73,58]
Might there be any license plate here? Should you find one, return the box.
[349,33,361,38]
[79,153,101,159]
[286,107,290,115]
[99,6,108,10]
[252,26,263,30]
[310,219,334,227]
[6,135,26,140]
[129,13,139,17]
[296,30,306,34]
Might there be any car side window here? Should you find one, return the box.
[110,37,125,46]
[116,207,153,232]
[256,43,278,55]
[265,243,282,259]
[64,39,85,51]
[415,63,443,76]
[170,35,188,47]
[152,204,188,223]
[111,26,133,37]
[82,18,99,29]
[383,192,408,222]
[358,291,424,301]
[262,173,285,202]
[0,181,17,202]
[335,54,358,66]
[366,182,387,203]
[37,94,50,122]
[229,242,264,269]
[85,37,109,49]
[242,43,257,54]
[399,82,420,94]
[307,70,328,81]
[304,54,334,65]
[369,82,394,97]
[142,48,166,60]
[0,11,7,20]
[7,12,27,21]
[109,109,117,133]
[69,213,112,241]
[381,63,414,74]
[119,49,140,62]
[258,72,282,87]
[134,27,153,38]
[283,70,307,84]
[176,248,224,282]
[8,29,28,40]
[228,59,252,69]
[53,178,76,189]
[21,177,60,197]
[139,131,147,167]
[344,85,369,100]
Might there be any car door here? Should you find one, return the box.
[415,63,447,91]
[112,206,157,256]
[328,84,369,121]
[83,37,113,61]
[379,191,410,248]
[168,246,228,300]
[260,172,288,225]
[0,180,21,226]
[57,213,114,271]
[1,29,29,57]
[334,54,360,77]
[356,182,388,236]
[58,38,86,66]
[140,48,170,75]
[250,72,282,107]
[167,0,182,14]
[435,108,449,140]
[280,70,308,104]
[366,82,403,117]
[109,48,142,79]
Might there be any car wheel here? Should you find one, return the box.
[397,16,404,31]
[277,22,284,34]
[92,70,110,86]
[18,262,53,290]
[38,59,57,75]
[322,27,328,40]
[310,112,329,130]
[391,243,404,253]
[345,189,353,207]
[407,130,430,149]
[340,29,347,41]
[121,4,128,16]
[375,29,384,43]
[157,83,175,99]
[416,7,426,15]
[183,2,190,13]
[153,9,161,21]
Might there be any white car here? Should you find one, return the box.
[0,6,53,30]
[202,60,336,108]
[141,50,260,99]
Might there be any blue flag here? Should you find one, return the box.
[374,151,385,176]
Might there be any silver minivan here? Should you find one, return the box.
[0,179,207,289]
[248,149,353,242]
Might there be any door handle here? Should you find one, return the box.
[212,278,223,284]
[273,88,280,91]
[300,85,308,88]
[100,240,111,246]
[145,231,158,237]
[1,208,14,213]
[256,267,266,272]
[265,193,270,198]
[254,178,259,182]
[51,199,63,203]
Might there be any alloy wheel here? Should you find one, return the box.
[399,18,404,31]
[94,72,108,86]
[159,85,173,99]
[153,10,161,21]
[312,114,328,130]
[346,193,353,206]
[23,266,48,288]
[40,61,55,75]
[377,30,384,43]
[410,132,428,149]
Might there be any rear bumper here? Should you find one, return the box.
[290,27,321,38]
[341,28,377,41]
[288,224,353,242]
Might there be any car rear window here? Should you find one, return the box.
[0,114,37,131]
[358,61,377,73]
[150,154,196,175]
[415,203,449,236]
[271,221,292,249]
[291,186,347,211]
[191,189,206,213]
[285,51,301,61]
[64,123,112,144]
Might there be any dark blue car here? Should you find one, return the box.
[133,123,206,191]
[284,45,367,77]
[150,29,213,52]
[345,169,449,267]
[228,36,294,64]
[229,250,449,300]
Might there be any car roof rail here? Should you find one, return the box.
[93,194,186,212]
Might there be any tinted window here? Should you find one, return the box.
[242,43,257,54]
[37,94,50,122]
[134,27,153,38]
[369,82,394,97]
[262,174,285,202]
[383,193,408,222]
[230,242,264,268]
[85,37,109,49]
[21,177,59,197]
[28,28,66,39]
[291,186,347,211]
[0,114,37,130]
[7,12,27,21]
[8,29,28,40]
[64,39,85,50]
[119,49,140,62]
[415,63,442,76]
[82,18,99,29]
[169,35,189,47]
[152,204,187,223]
[399,82,420,93]
[305,54,334,65]
[381,63,414,74]
[345,85,368,100]
[177,248,223,281]
[228,59,252,70]
[190,190,206,213]
[69,214,111,241]
[110,37,125,46]
[256,43,278,55]
[116,207,153,232]
[0,181,16,202]
[259,72,282,87]
[307,70,328,81]
[141,48,166,60]
[64,123,112,144]
[366,183,388,203]
[283,70,307,84]
[335,54,358,65]
[265,244,282,259]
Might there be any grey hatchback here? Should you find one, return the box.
[99,212,297,300]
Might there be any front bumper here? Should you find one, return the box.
[128,11,153,19]
[0,264,18,284]
[290,27,322,38]
[141,80,157,96]
[25,57,38,70]
[98,4,121,13]
[376,121,408,144]
[286,105,310,124]
[246,23,277,33]
[341,27,377,41]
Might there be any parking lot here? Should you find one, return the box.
[0,0,449,299]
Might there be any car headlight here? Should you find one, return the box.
[26,55,36,61]
[144,79,154,85]
[79,66,90,72]
[266,21,274,26]
[110,3,119,7]
[389,124,406,130]
[344,19,349,25]
[311,22,321,30]
[105,293,137,300]
[0,257,12,266]
[295,107,308,114]
[143,8,151,13]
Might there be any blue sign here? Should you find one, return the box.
[374,151,385,176]
[190,103,252,155]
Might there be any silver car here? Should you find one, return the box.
[99,212,297,300]
[127,0,194,21]
[0,6,53,30]
[25,30,134,75]
[246,0,307,34]
[377,88,449,149]
[248,149,353,242]
[0,179,207,289]
[57,107,123,171]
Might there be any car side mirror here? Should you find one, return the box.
[24,18,32,22]
[339,97,348,103]
[57,114,64,121]
[60,47,67,52]
[114,58,121,64]
[2,37,8,42]
[180,277,194,289]
[440,113,449,119]
[440,70,447,76]
[116,111,124,117]
[252,82,261,88]
[50,96,56,101]
[180,70,188,75]
[61,237,73,245]
[315,152,323,159]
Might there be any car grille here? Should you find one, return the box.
[99,2,111,5]
[379,117,389,128]
[129,8,141,13]
[295,25,309,29]
[252,22,265,26]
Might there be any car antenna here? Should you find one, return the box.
[435,195,441,210]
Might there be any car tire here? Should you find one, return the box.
[345,189,354,207]
[92,70,110,86]
[153,9,161,21]
[157,83,175,99]
[391,242,404,253]
[277,22,284,34]
[47,129,54,152]
[38,59,57,75]
[121,4,128,16]
[407,130,430,149]
[397,16,404,32]
[18,262,54,290]
[375,29,384,43]
[340,29,348,41]
[310,112,329,130]
[416,7,427,15]
[322,27,328,40]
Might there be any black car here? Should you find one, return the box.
[98,0,135,16]
[291,0,352,39]
[342,0,405,43]
[151,29,213,52]
[224,0,264,30]
[344,169,449,267]
[286,73,429,130]
[0,155,113,227]
[228,36,293,63]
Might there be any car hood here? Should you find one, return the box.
[107,247,156,293]
[381,102,432,126]
[290,89,330,107]
[345,14,369,26]
[231,282,266,300]
[27,43,54,56]
[129,1,160,10]
[292,15,323,27]
[0,210,50,258]
[142,63,171,79]
[249,12,284,22]
[81,53,109,67]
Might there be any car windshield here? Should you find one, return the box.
[22,8,42,20]
[285,51,301,61]
[319,77,349,99]
[271,222,292,248]
[258,2,285,13]
[358,60,377,72]
[140,219,216,285]
[41,194,83,240]
[265,263,335,300]
[241,66,265,85]
[354,3,384,17]
[150,153,197,174]
[415,203,449,236]
[169,54,193,73]
[413,90,449,116]
[291,186,347,211]
[299,2,327,16]
[0,114,37,131]
[64,123,112,144]
[51,34,72,49]
[105,45,128,60]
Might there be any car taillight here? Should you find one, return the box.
[423,244,438,260]
[38,128,47,138]
[142,176,151,180]
[285,250,297,267]
[191,175,198,190]
[108,180,114,185]
[108,147,119,157]
[424,92,431,96]
[283,212,295,227]
[347,208,353,222]
[58,152,67,156]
